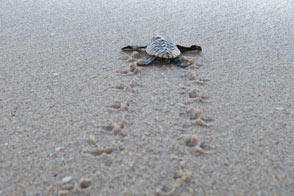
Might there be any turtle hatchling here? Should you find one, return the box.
[122,36,202,68]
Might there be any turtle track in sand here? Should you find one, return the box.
[97,51,215,195]
[62,50,214,195]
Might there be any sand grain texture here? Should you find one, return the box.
[1,0,294,195]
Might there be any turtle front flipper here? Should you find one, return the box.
[176,45,202,53]
[122,45,147,51]
[174,57,190,68]
[137,56,156,66]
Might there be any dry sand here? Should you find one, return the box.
[1,0,294,195]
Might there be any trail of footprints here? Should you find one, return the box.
[71,51,214,195]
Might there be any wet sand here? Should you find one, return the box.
[1,0,294,195]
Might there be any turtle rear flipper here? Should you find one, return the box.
[175,57,190,68]
[122,45,147,51]
[137,56,156,66]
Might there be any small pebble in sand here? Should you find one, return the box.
[89,148,104,156]
[275,107,286,111]
[137,59,145,64]
[62,176,72,184]
[55,147,63,152]
[185,135,200,147]
[88,135,97,146]
[53,72,60,76]
[111,100,129,111]
[103,146,114,154]
[129,62,142,74]
[111,123,123,134]
[88,142,115,156]
[188,88,201,98]
[179,160,186,169]
[120,102,129,111]
[79,177,91,189]
[127,57,136,62]
[190,64,200,69]
[195,145,204,154]
[194,118,209,127]
[131,51,141,58]
[133,67,142,74]
[196,80,206,85]
[116,82,130,91]
[130,62,137,72]
[111,100,121,108]
[157,169,192,196]
[117,83,125,89]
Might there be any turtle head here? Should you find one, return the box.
[151,36,165,42]
[190,45,202,51]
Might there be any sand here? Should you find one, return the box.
[1,0,294,195]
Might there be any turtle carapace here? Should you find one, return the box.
[122,36,202,68]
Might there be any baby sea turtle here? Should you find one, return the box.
[122,36,202,68]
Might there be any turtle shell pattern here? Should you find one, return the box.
[146,37,181,59]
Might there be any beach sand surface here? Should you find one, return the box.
[1,0,294,195]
